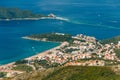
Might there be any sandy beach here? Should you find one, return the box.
[22,36,61,60]
[25,45,61,60]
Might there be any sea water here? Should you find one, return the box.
[0,0,120,64]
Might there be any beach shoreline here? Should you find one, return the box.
[0,41,61,69]
[0,35,61,67]
[25,44,61,60]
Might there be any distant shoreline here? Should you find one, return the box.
[0,16,69,21]
[0,17,54,21]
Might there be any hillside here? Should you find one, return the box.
[101,36,120,44]
[3,66,120,80]
[0,7,46,19]
[43,66,120,80]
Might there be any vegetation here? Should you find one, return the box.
[34,59,60,68]
[0,7,47,19]
[3,68,55,80]
[115,49,120,58]
[64,48,79,53]
[43,66,120,80]
[0,72,6,78]
[28,33,75,43]
[15,59,28,65]
[4,66,120,80]
[12,64,33,72]
[101,36,120,44]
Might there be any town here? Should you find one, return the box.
[0,33,120,78]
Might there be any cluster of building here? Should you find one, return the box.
[65,60,105,66]
[26,34,120,67]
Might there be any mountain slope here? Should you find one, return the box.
[101,36,120,44]
[4,66,120,80]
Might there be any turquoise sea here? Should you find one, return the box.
[0,0,120,65]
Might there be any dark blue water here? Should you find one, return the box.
[0,0,120,64]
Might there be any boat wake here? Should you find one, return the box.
[55,17,69,21]
[66,19,120,30]
[43,16,120,29]
[46,14,120,30]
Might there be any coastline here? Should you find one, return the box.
[0,38,61,70]
[22,36,44,41]
[22,36,62,43]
